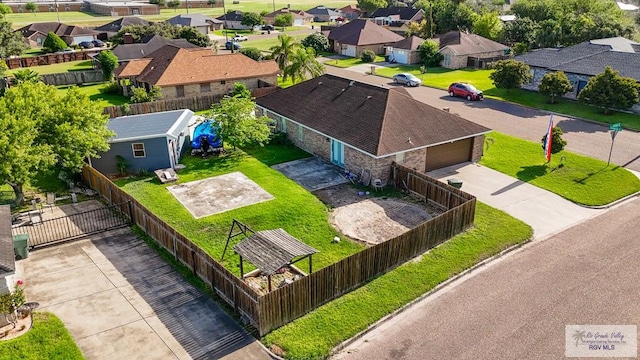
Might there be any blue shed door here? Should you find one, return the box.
[331,140,344,167]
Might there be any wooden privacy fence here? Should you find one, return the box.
[81,161,476,336]
[41,70,104,86]
[4,50,101,70]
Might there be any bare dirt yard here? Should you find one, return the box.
[314,184,443,245]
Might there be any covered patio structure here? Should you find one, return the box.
[234,229,318,292]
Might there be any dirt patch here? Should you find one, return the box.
[0,315,32,341]
[315,184,443,245]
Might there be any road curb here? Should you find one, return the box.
[577,190,640,209]
[329,237,533,358]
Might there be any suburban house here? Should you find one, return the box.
[165,14,223,34]
[93,16,151,40]
[91,109,195,176]
[17,22,98,47]
[256,74,490,184]
[386,35,424,64]
[435,30,510,69]
[113,45,279,99]
[111,35,199,62]
[369,7,424,26]
[306,5,342,22]
[87,1,160,16]
[516,37,640,110]
[328,19,404,57]
[338,4,363,20]
[263,8,311,26]
[216,11,251,30]
[0,205,16,327]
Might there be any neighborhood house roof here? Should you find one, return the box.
[436,31,509,55]
[234,229,317,276]
[590,37,640,53]
[0,205,15,276]
[264,8,306,19]
[165,14,222,27]
[339,4,361,13]
[216,10,244,22]
[369,7,423,21]
[515,38,640,81]
[328,19,404,46]
[18,22,97,38]
[94,17,151,32]
[393,35,424,50]
[256,74,490,157]
[306,5,341,16]
[114,45,279,86]
[111,35,198,62]
[107,109,193,143]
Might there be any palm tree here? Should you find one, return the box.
[269,34,300,73]
[11,69,40,85]
[284,47,325,84]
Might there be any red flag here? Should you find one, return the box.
[544,115,553,163]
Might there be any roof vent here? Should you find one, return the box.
[349,80,355,86]
[318,81,323,85]
[341,88,346,92]
[366,95,372,99]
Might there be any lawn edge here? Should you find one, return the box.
[328,235,534,358]
[578,190,640,209]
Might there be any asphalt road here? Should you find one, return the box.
[324,66,640,172]
[333,197,640,360]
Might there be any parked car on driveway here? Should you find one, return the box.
[448,82,483,101]
[92,39,104,47]
[56,48,76,54]
[231,34,248,42]
[79,41,95,49]
[261,25,275,31]
[392,73,422,87]
[225,41,242,50]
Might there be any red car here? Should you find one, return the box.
[448,82,483,101]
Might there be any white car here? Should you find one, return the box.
[232,34,248,42]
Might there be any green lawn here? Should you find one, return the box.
[325,55,386,68]
[263,202,533,359]
[374,65,640,130]
[55,83,129,107]
[480,132,640,206]
[7,60,93,76]
[0,312,84,360]
[242,34,308,52]
[115,144,364,274]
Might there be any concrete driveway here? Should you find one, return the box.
[333,197,640,360]
[324,65,640,172]
[428,163,601,239]
[17,228,271,360]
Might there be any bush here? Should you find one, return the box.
[360,49,376,63]
[130,85,162,103]
[269,132,292,146]
[301,33,329,55]
[99,81,121,95]
[239,47,263,61]
[417,39,443,67]
[274,13,293,27]
[43,32,67,53]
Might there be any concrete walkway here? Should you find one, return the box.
[428,163,601,239]
[17,228,271,360]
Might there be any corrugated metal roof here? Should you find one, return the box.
[108,109,193,143]
[234,229,317,275]
[0,205,15,275]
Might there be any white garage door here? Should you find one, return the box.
[294,19,304,26]
[393,49,408,64]
[342,45,357,57]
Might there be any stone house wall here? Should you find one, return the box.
[160,75,277,99]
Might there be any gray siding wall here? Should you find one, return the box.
[93,137,171,175]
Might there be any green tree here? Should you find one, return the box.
[283,47,325,83]
[11,69,40,84]
[239,46,263,61]
[130,85,163,103]
[472,11,503,40]
[149,0,166,5]
[0,22,28,58]
[417,39,443,67]
[489,59,532,93]
[97,50,119,80]
[0,82,112,204]
[269,34,300,72]
[357,0,387,15]
[0,282,25,328]
[25,2,37,16]
[535,19,561,48]
[538,71,573,104]
[541,126,567,154]
[500,17,538,48]
[210,96,271,150]
[301,33,329,55]
[231,82,252,99]
[577,66,640,114]
[241,12,263,30]
[111,23,179,44]
[407,18,435,39]
[0,4,12,21]
[179,26,211,47]
[43,31,68,53]
[360,49,376,62]
[0,60,7,77]
[274,13,294,27]
[207,0,218,7]
[167,0,181,11]
[511,0,559,23]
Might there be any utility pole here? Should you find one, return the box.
[272,0,275,13]
[54,0,61,23]
[186,0,189,14]
[222,0,231,52]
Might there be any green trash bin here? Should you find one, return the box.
[447,178,463,189]
[13,234,29,260]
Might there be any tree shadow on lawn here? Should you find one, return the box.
[515,164,548,182]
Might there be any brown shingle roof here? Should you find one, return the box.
[328,19,404,46]
[264,8,305,19]
[114,58,152,77]
[124,45,279,86]
[393,35,424,50]
[18,22,97,38]
[0,205,15,275]
[436,31,509,55]
[256,74,490,156]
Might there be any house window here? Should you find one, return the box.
[281,117,287,133]
[443,54,451,67]
[221,80,226,85]
[297,125,303,141]
[176,85,184,98]
[200,83,211,93]
[395,152,405,163]
[132,143,146,158]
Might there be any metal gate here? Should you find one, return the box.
[11,202,132,248]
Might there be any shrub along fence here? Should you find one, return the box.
[81,161,475,336]
[41,70,104,86]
